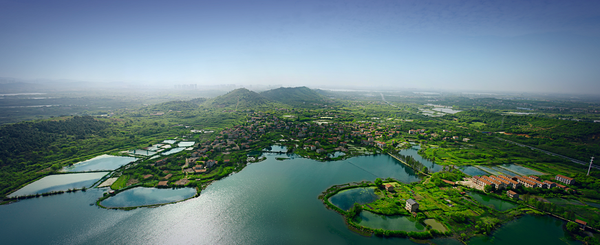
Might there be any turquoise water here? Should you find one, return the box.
[8,172,109,197]
[468,192,517,211]
[63,155,136,172]
[398,146,443,172]
[329,187,379,211]
[468,215,581,245]
[354,211,424,231]
[101,187,197,208]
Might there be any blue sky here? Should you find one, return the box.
[1,0,599,94]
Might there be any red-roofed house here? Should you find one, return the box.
[556,175,575,185]
[507,190,519,199]
[575,219,587,229]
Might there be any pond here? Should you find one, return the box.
[398,146,443,173]
[489,166,518,177]
[498,164,544,175]
[161,147,186,155]
[458,166,489,176]
[263,145,287,152]
[329,187,379,211]
[329,151,346,158]
[100,187,197,208]
[546,197,585,206]
[178,141,195,147]
[468,215,581,245]
[354,211,424,231]
[63,155,136,172]
[162,139,177,144]
[468,192,517,211]
[129,149,156,156]
[8,172,109,197]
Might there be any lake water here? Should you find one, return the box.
[0,154,577,244]
[398,146,443,173]
[101,187,197,208]
[329,187,379,211]
[8,172,109,197]
[468,192,517,211]
[354,211,424,231]
[63,155,136,172]
[469,215,581,245]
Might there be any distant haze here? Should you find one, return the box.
[1,0,599,95]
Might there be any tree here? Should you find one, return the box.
[484,184,495,193]
[374,178,383,187]
[566,221,579,233]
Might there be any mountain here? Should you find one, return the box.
[211,88,269,109]
[259,86,325,107]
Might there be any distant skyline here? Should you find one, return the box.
[1,0,599,94]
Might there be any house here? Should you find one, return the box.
[406,199,419,212]
[555,175,575,185]
[385,184,394,192]
[575,219,587,230]
[543,180,556,189]
[507,190,519,199]
[316,148,326,154]
[375,141,387,148]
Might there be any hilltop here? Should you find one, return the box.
[211,88,270,109]
[259,86,325,107]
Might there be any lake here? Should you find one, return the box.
[7,172,109,197]
[101,187,197,208]
[63,155,136,172]
[468,192,517,211]
[329,187,379,211]
[0,153,578,244]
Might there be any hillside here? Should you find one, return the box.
[259,86,325,107]
[211,88,270,109]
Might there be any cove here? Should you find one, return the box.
[100,187,197,208]
[468,192,517,211]
[354,211,424,231]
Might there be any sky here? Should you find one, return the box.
[0,0,599,94]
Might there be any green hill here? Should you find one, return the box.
[211,88,270,109]
[259,86,325,107]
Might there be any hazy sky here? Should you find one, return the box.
[1,0,599,94]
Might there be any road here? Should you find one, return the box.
[496,137,598,170]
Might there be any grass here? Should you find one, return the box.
[110,175,129,190]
